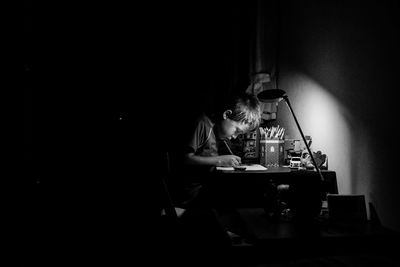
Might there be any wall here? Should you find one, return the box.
[276,0,400,231]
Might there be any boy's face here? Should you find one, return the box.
[218,118,249,140]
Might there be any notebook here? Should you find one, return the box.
[216,164,267,171]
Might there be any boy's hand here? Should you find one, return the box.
[217,155,242,167]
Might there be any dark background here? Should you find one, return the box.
[23,1,400,264]
[23,1,260,264]
[26,1,261,184]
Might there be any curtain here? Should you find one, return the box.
[247,0,280,121]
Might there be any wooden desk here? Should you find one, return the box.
[164,166,400,266]
[172,167,400,266]
[213,166,337,193]
[204,167,337,211]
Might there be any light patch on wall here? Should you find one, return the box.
[279,73,354,195]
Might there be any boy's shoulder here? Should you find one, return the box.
[195,113,214,128]
[196,112,212,122]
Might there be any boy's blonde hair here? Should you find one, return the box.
[225,92,262,132]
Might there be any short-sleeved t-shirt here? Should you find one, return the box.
[187,114,218,157]
[176,114,220,207]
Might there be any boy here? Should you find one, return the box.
[172,92,262,206]
[175,92,262,244]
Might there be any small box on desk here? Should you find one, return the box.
[260,139,284,167]
[327,194,367,223]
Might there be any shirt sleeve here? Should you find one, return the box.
[186,118,208,154]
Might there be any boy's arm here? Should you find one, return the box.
[184,153,241,167]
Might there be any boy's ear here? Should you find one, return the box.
[223,110,232,120]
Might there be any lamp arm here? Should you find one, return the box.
[283,96,325,182]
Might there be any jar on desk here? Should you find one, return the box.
[260,139,285,167]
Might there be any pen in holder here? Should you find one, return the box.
[259,126,285,168]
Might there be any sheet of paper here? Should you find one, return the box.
[216,164,267,171]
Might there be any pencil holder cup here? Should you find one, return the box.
[260,139,285,167]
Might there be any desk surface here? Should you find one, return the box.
[215,165,333,175]
[216,165,291,173]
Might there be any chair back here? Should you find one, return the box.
[159,152,178,220]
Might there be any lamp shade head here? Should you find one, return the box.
[257,89,287,103]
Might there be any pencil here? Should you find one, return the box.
[223,140,234,155]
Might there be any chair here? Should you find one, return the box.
[159,151,185,220]
[158,151,233,261]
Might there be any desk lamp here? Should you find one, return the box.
[257,89,325,182]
